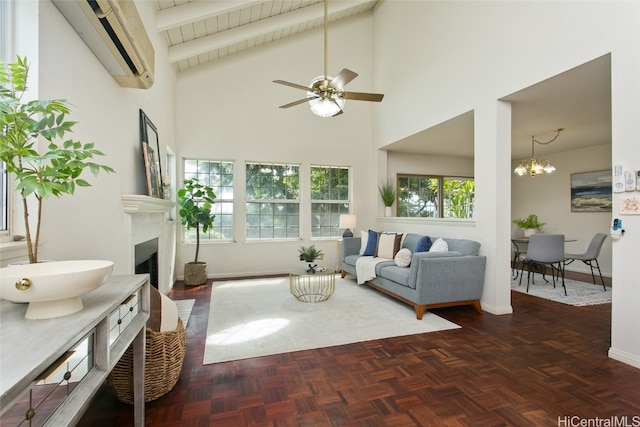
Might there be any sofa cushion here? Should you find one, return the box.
[376,233,402,259]
[344,254,360,267]
[359,230,368,254]
[363,230,379,256]
[379,265,412,286]
[394,248,412,267]
[401,233,423,251]
[414,235,432,252]
[443,238,481,256]
[430,238,449,252]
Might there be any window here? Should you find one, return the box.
[246,163,299,239]
[184,160,234,240]
[310,166,350,238]
[398,174,474,218]
[1,1,10,239]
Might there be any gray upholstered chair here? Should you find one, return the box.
[519,234,566,296]
[564,233,607,291]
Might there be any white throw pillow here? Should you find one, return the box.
[359,230,368,254]
[429,238,449,252]
[376,233,402,259]
[394,248,412,267]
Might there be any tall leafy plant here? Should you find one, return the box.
[0,56,114,263]
[177,178,216,263]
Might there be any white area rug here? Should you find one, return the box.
[174,299,195,328]
[203,276,460,364]
[511,275,610,306]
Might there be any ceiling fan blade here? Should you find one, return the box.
[331,68,358,89]
[273,80,313,91]
[279,97,312,109]
[342,91,384,102]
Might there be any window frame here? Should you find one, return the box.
[310,165,351,238]
[183,159,235,242]
[397,173,475,219]
[245,162,300,240]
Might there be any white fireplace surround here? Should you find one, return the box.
[122,195,176,294]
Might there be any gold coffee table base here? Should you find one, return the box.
[289,269,336,302]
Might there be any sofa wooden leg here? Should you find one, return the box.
[472,300,483,314]
[414,305,427,320]
[340,270,347,279]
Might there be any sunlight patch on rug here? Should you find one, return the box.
[511,275,610,306]
[203,276,460,364]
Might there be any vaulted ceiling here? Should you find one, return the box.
[154,1,612,161]
[155,0,377,71]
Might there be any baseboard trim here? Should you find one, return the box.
[608,347,640,369]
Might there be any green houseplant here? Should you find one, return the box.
[512,214,545,236]
[177,177,216,285]
[298,245,323,273]
[0,56,114,263]
[378,179,396,216]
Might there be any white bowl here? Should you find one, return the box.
[0,260,114,319]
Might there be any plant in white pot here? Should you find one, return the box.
[177,177,216,285]
[512,214,545,237]
[0,56,115,319]
[378,179,396,217]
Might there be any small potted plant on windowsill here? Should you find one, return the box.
[512,214,545,237]
[177,178,216,285]
[298,245,323,273]
[378,179,396,217]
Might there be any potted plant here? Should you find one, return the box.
[378,179,396,217]
[0,56,114,264]
[512,214,546,237]
[177,177,216,285]
[298,245,323,273]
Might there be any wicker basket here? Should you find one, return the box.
[108,318,186,403]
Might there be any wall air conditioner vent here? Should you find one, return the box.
[53,0,155,89]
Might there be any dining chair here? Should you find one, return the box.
[519,234,567,296]
[564,233,607,291]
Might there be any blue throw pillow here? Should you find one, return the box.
[414,236,432,252]
[363,230,379,256]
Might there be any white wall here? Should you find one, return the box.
[373,1,640,368]
[175,14,378,278]
[512,144,613,276]
[2,1,178,291]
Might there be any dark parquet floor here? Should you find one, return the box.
[78,278,640,426]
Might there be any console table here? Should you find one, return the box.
[0,274,150,426]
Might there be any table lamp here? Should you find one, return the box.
[339,214,357,238]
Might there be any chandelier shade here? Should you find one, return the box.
[514,129,563,177]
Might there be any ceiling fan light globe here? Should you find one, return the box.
[514,165,527,176]
[543,163,556,174]
[309,97,343,117]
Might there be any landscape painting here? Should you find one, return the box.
[571,170,612,212]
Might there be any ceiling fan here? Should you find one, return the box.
[273,0,384,117]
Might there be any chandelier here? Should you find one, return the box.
[514,128,564,177]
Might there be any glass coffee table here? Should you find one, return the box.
[289,268,336,302]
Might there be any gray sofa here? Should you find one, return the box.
[341,233,486,319]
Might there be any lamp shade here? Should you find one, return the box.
[339,214,357,230]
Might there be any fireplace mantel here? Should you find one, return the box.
[121,194,176,293]
[121,194,175,213]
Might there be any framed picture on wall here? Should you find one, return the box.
[570,170,612,212]
[142,142,161,198]
[140,109,163,198]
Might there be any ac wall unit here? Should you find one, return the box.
[52,0,155,89]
